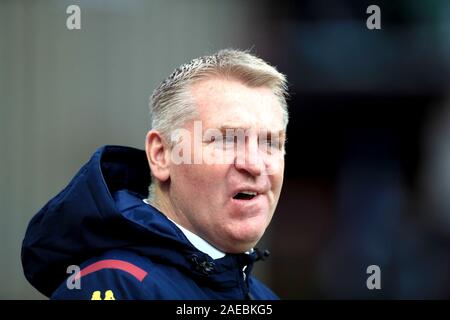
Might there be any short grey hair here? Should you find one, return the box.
[148,49,289,199]
[150,49,289,139]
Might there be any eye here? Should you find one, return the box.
[270,139,282,149]
[260,137,283,152]
[223,135,235,144]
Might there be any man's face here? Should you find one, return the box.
[167,77,285,253]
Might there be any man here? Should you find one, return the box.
[22,49,289,299]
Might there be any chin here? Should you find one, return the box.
[226,227,265,252]
[216,215,270,251]
[221,239,258,254]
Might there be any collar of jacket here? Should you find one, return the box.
[115,188,259,289]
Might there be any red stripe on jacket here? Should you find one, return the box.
[74,259,148,282]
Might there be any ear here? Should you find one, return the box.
[145,130,170,183]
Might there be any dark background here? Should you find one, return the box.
[263,0,450,299]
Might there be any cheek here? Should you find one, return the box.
[265,154,285,180]
[270,160,285,196]
[202,144,235,165]
[172,164,203,189]
[173,164,227,195]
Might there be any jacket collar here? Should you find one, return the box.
[117,189,257,288]
[142,199,226,260]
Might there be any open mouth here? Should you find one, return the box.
[233,191,258,200]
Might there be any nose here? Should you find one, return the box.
[234,136,265,176]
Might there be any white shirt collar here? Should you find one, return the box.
[143,199,226,260]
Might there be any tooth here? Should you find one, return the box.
[242,191,257,196]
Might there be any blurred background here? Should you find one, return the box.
[1,0,450,299]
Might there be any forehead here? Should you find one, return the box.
[190,77,284,131]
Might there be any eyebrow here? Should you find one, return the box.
[218,124,284,131]
[218,125,251,131]
[217,126,286,140]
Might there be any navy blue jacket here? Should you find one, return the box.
[21,146,278,300]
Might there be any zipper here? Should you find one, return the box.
[241,265,255,300]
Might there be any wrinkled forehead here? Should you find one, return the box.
[191,78,285,131]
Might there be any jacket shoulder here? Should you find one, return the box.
[51,250,155,300]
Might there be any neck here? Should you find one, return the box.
[148,187,182,226]
[145,191,226,259]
